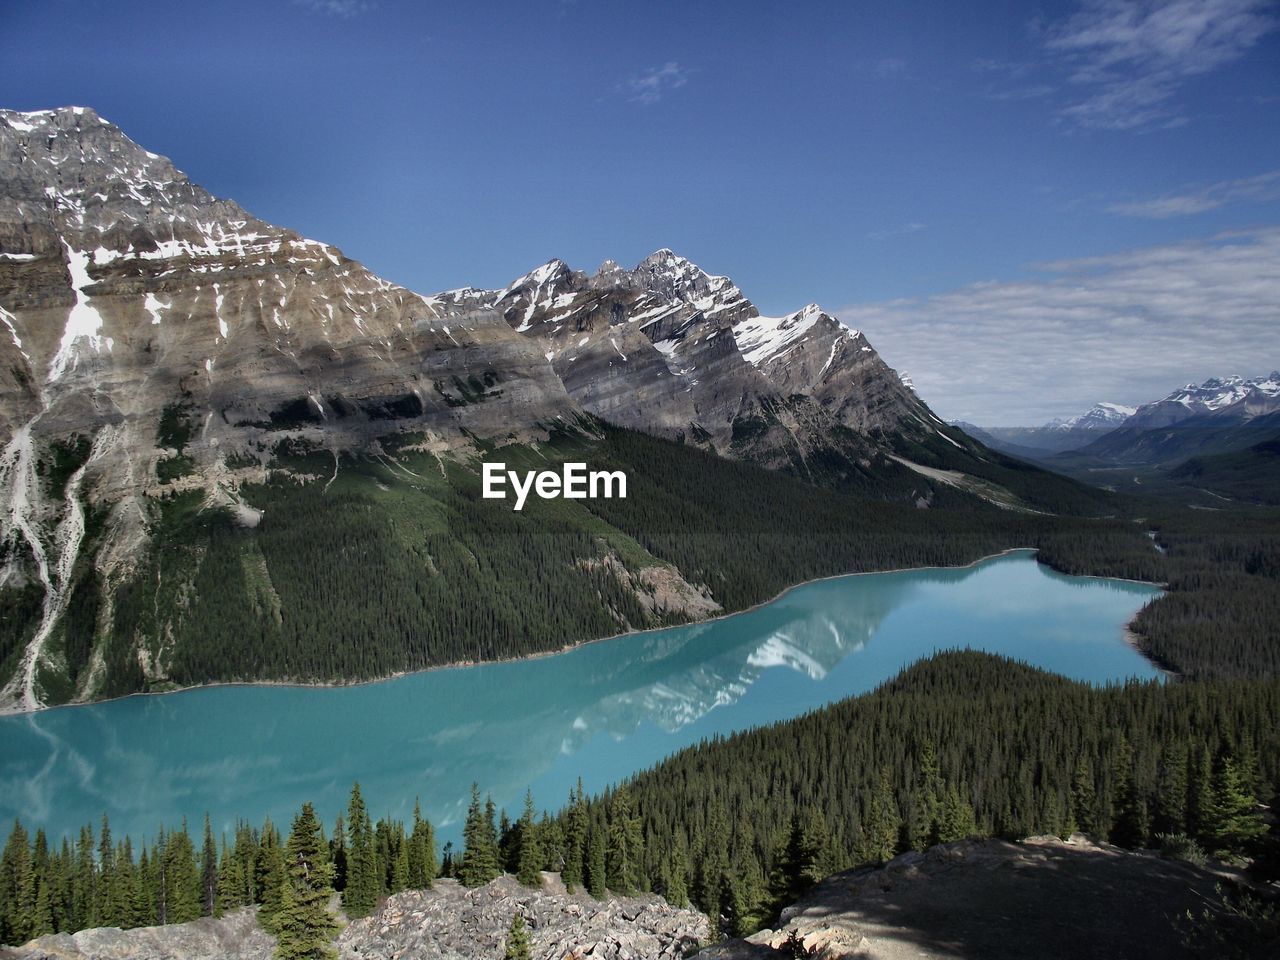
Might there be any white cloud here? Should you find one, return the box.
[1109,168,1280,216]
[1043,0,1278,130]
[838,226,1280,425]
[627,63,690,105]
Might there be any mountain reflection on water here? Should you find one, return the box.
[0,551,1160,846]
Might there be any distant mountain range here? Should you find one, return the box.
[959,402,1137,457]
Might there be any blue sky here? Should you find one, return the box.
[3,0,1278,423]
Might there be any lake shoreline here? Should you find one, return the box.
[4,547,1166,717]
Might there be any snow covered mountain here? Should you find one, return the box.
[1120,373,1280,430]
[1066,372,1280,466]
[966,402,1136,457]
[1047,402,1136,432]
[0,106,1006,711]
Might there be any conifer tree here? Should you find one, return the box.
[516,792,543,887]
[1110,736,1149,849]
[936,787,977,843]
[1,821,33,945]
[860,770,900,863]
[1153,744,1188,836]
[665,843,689,908]
[1070,756,1097,837]
[389,826,409,894]
[460,785,500,887]
[341,784,377,918]
[256,820,286,930]
[274,803,339,960]
[200,816,218,918]
[1205,752,1267,855]
[162,824,201,925]
[586,828,606,899]
[216,840,244,916]
[72,825,97,930]
[503,913,531,960]
[329,816,347,894]
[562,781,587,892]
[406,800,436,890]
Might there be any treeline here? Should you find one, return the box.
[87,422,1175,699]
[0,784,436,950]
[552,651,1279,936]
[3,653,1277,945]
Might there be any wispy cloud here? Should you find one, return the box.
[838,226,1280,424]
[293,0,374,18]
[627,63,690,105]
[1043,0,1279,130]
[867,221,926,241]
[1108,168,1280,216]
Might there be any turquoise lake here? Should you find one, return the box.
[0,551,1161,848]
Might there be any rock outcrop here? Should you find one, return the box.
[0,907,271,960]
[701,835,1237,960]
[1,875,709,960]
[337,874,707,959]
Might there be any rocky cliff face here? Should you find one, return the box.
[0,106,973,712]
[2,875,709,960]
[431,249,938,472]
[700,835,1236,960]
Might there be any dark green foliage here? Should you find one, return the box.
[515,793,542,887]
[550,651,1279,935]
[341,784,377,919]
[273,803,338,960]
[406,801,436,891]
[0,797,437,946]
[503,913,531,960]
[459,785,500,888]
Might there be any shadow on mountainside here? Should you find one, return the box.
[703,835,1253,960]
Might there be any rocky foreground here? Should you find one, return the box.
[702,834,1237,960]
[2,873,709,960]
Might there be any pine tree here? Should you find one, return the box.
[406,800,435,890]
[389,827,409,894]
[460,785,500,888]
[329,816,347,894]
[503,913,531,960]
[1205,752,1267,855]
[274,803,339,960]
[586,828,606,899]
[936,786,977,843]
[96,816,119,927]
[1070,756,1098,837]
[216,840,244,916]
[341,784,378,918]
[200,817,218,918]
[162,824,202,925]
[71,825,97,930]
[1,820,33,945]
[562,781,587,892]
[256,820,286,930]
[1186,748,1214,846]
[516,792,543,887]
[909,741,944,850]
[860,770,899,864]
[1153,744,1188,837]
[1110,736,1149,849]
[665,843,689,908]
